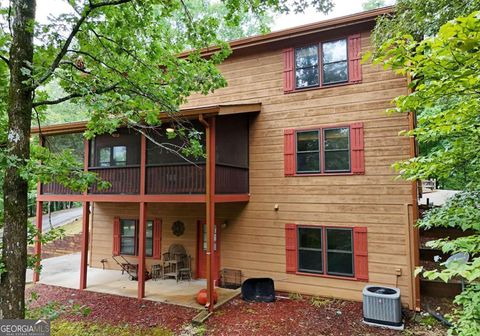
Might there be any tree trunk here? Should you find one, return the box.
[0,0,36,319]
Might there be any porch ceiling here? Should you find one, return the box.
[31,103,262,136]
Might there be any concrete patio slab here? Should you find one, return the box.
[27,253,239,309]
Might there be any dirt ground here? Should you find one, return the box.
[26,284,448,335]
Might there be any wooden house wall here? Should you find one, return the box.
[89,30,415,307]
[186,31,414,306]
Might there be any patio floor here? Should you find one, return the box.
[26,253,240,309]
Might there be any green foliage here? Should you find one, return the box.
[362,0,386,11]
[449,285,480,336]
[372,0,480,47]
[371,9,480,335]
[373,12,480,189]
[49,321,172,336]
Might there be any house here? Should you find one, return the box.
[31,6,420,311]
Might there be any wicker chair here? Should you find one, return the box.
[178,255,192,282]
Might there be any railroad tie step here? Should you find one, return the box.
[191,310,213,325]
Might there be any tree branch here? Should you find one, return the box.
[32,83,118,107]
[0,54,9,66]
[33,0,133,88]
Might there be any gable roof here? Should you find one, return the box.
[179,6,394,58]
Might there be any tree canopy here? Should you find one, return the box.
[372,9,480,335]
[0,0,334,319]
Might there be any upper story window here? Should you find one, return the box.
[295,39,348,89]
[283,34,362,93]
[99,146,127,167]
[90,128,140,168]
[284,123,364,176]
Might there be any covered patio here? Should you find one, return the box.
[27,253,240,310]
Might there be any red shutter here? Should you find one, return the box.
[350,123,365,174]
[152,218,162,259]
[354,227,368,281]
[285,223,298,273]
[348,34,362,83]
[283,48,295,93]
[284,129,295,176]
[113,217,120,256]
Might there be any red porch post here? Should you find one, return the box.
[80,201,90,289]
[205,116,216,312]
[33,201,43,283]
[137,132,147,299]
[138,202,147,299]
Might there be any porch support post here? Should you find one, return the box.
[205,116,216,312]
[138,202,147,299]
[80,201,90,289]
[33,201,43,283]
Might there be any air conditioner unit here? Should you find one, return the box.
[363,286,404,330]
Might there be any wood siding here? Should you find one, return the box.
[89,31,415,307]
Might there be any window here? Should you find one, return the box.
[297,226,354,278]
[119,219,153,257]
[98,146,127,167]
[322,39,348,85]
[298,227,323,273]
[120,219,136,255]
[326,228,354,277]
[294,39,348,89]
[283,34,362,93]
[296,127,350,174]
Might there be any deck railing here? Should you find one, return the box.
[41,163,248,195]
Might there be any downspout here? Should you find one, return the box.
[199,114,216,312]
[407,73,421,311]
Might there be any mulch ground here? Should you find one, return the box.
[26,284,197,332]
[27,284,447,335]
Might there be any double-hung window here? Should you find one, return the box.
[298,226,354,278]
[119,219,153,257]
[295,38,348,89]
[283,34,362,93]
[296,126,350,174]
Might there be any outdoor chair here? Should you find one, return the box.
[151,264,162,281]
[178,255,192,282]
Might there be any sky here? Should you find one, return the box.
[273,0,395,31]
[32,0,396,31]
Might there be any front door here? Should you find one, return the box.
[197,221,220,281]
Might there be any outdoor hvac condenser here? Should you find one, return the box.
[362,286,404,330]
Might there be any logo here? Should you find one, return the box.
[0,319,50,336]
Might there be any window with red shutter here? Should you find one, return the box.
[285,223,298,273]
[285,123,365,176]
[284,35,362,93]
[288,225,368,281]
[354,227,369,281]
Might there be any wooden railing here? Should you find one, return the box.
[216,164,249,194]
[89,166,140,194]
[41,164,248,195]
[42,182,81,195]
[146,164,206,194]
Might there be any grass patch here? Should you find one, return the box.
[59,218,82,236]
[310,296,332,308]
[288,292,303,301]
[51,320,172,336]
